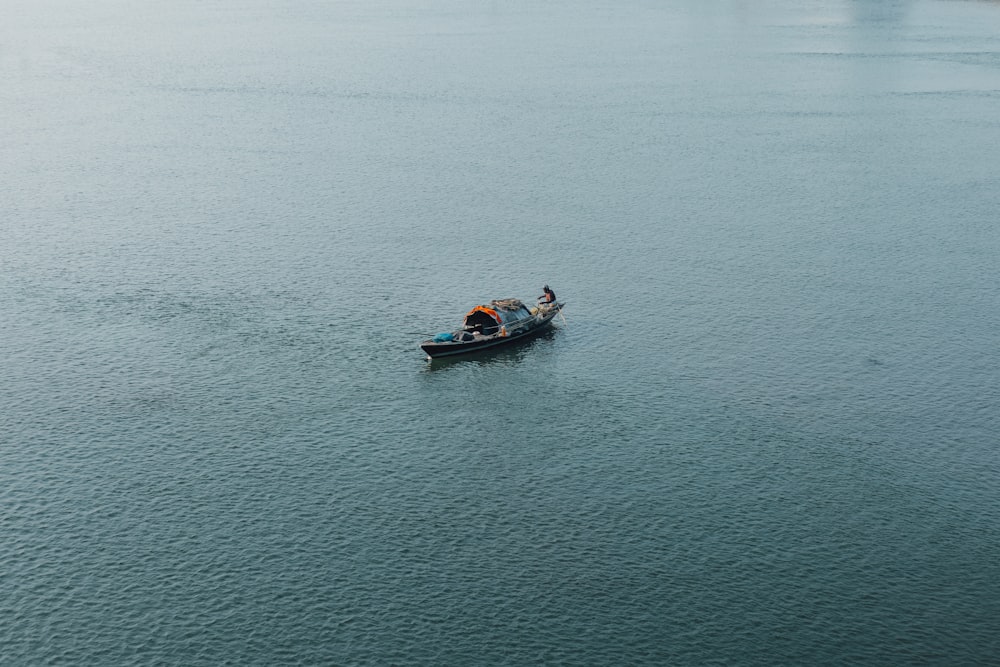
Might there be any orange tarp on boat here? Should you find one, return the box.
[465,305,502,325]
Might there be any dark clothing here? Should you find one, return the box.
[538,288,556,304]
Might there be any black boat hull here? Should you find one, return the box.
[421,303,563,358]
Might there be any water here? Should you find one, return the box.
[3,0,1000,663]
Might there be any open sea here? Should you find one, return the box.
[3,0,1000,664]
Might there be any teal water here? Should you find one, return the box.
[3,0,1000,664]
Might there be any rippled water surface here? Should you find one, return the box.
[3,0,1000,664]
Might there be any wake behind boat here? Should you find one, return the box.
[420,290,564,359]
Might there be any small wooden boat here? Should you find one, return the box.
[420,296,565,359]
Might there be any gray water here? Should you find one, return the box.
[3,0,1000,664]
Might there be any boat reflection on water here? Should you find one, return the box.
[423,327,559,372]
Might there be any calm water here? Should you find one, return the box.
[3,0,1000,664]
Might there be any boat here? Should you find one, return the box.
[420,295,565,359]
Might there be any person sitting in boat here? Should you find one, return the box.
[537,285,556,304]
